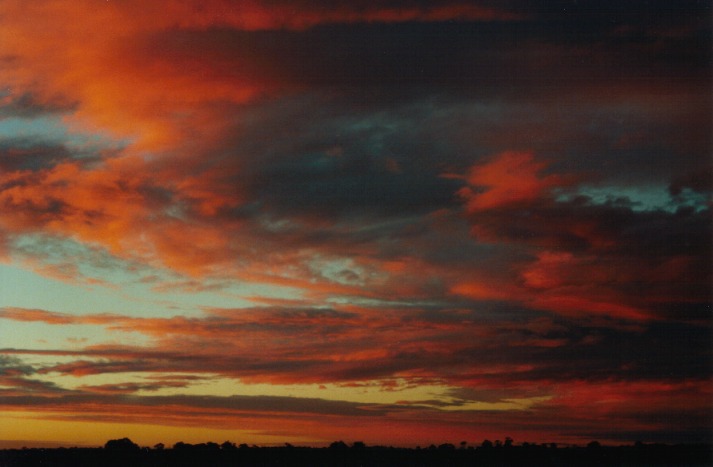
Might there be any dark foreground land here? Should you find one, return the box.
[1,440,711,466]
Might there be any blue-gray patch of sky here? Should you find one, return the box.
[0,115,68,140]
[0,114,128,156]
[557,185,709,213]
[0,262,140,316]
[6,235,277,316]
[327,296,450,309]
[308,257,369,286]
[12,234,142,283]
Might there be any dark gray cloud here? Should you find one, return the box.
[0,142,71,172]
[0,92,75,119]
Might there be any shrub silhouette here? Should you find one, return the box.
[104,437,140,452]
[329,440,348,450]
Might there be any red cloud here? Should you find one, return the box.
[458,151,565,213]
[0,1,520,148]
[520,252,651,320]
[2,296,710,445]
[453,151,710,321]
[0,1,525,288]
[0,3,709,446]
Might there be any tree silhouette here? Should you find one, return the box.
[220,441,237,451]
[329,440,349,450]
[104,437,140,452]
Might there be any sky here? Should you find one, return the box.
[0,0,711,449]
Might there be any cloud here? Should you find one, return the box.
[1,298,710,444]
[0,0,709,446]
[77,379,197,395]
[2,304,710,388]
[454,151,712,321]
[0,355,68,396]
[0,307,77,325]
[1,0,708,289]
[458,151,567,212]
[1,375,709,445]
[0,1,521,149]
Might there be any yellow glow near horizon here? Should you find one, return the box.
[0,411,319,448]
[34,371,552,411]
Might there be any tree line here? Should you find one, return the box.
[0,437,710,466]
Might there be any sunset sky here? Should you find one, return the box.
[0,0,711,449]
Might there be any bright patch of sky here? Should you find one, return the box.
[0,259,299,321]
[0,319,144,350]
[1,233,310,328]
[0,263,136,315]
[309,257,374,286]
[327,296,449,309]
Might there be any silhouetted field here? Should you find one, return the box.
[1,439,711,466]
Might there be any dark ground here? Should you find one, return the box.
[1,440,711,466]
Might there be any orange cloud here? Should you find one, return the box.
[458,152,565,212]
[0,1,529,288]
[449,279,518,302]
[0,307,76,325]
[0,157,162,260]
[0,1,520,149]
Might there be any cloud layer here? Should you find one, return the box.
[0,0,710,447]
